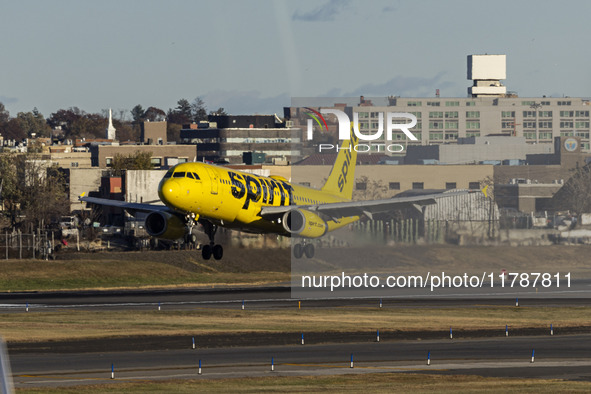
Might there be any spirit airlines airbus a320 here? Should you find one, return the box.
[81,132,471,260]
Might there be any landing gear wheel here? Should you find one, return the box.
[201,221,223,260]
[304,243,315,259]
[212,244,224,260]
[293,243,303,259]
[202,244,212,260]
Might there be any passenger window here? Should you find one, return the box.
[173,172,186,178]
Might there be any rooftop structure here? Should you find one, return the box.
[106,108,116,140]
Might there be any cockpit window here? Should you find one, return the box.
[192,172,200,180]
[163,169,174,179]
[173,172,186,178]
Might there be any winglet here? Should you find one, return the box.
[481,185,488,198]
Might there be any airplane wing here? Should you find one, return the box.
[79,196,172,214]
[260,190,475,221]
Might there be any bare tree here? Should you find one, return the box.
[552,164,591,226]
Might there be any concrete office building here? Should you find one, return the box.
[288,55,591,154]
[180,115,301,164]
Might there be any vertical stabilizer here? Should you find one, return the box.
[320,125,358,199]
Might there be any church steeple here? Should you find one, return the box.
[106,108,117,140]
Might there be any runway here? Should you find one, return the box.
[1,287,591,389]
[9,335,591,388]
[2,286,591,311]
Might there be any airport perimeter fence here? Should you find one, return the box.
[352,219,447,244]
[1,230,65,260]
[352,218,500,245]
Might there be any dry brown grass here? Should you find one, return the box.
[15,373,591,393]
[2,305,590,343]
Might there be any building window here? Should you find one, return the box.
[468,182,480,189]
[445,111,458,119]
[466,121,480,129]
[407,101,422,106]
[445,132,458,140]
[502,111,515,118]
[466,101,476,106]
[178,158,188,163]
[523,111,536,118]
[71,162,79,167]
[524,132,536,139]
[558,101,572,106]
[151,157,162,167]
[429,132,443,140]
[356,182,366,190]
[523,121,536,129]
[445,121,458,129]
[429,121,444,129]
[539,132,553,140]
[522,101,535,106]
[560,121,574,128]
[466,111,480,119]
[445,101,459,107]
[445,182,456,189]
[560,131,574,137]
[538,121,552,129]
[502,121,515,129]
[575,111,589,117]
[575,121,590,129]
[412,182,424,190]
[538,111,552,118]
[541,101,551,106]
[357,112,369,118]
[466,131,480,137]
[409,111,422,118]
[429,112,443,118]
[427,101,440,106]
[389,182,400,190]
[105,157,113,167]
[560,111,574,117]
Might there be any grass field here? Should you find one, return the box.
[2,305,590,343]
[14,373,591,393]
[1,244,591,292]
[0,249,291,291]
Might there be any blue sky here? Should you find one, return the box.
[1,0,590,118]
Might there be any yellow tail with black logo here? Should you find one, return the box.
[320,125,358,199]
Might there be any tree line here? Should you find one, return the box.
[0,98,226,143]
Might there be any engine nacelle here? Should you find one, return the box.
[144,211,186,240]
[282,209,328,238]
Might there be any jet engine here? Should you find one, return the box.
[144,211,186,240]
[282,209,328,238]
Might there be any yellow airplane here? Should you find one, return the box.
[81,132,470,260]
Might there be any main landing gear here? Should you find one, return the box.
[293,241,314,259]
[201,221,223,260]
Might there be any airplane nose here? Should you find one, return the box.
[159,179,181,205]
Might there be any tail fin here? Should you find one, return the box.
[321,124,358,199]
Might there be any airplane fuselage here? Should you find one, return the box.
[158,162,357,237]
